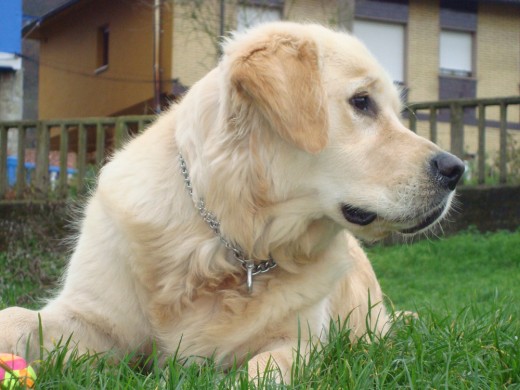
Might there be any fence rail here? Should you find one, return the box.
[0,115,154,201]
[407,96,520,186]
[1,96,519,201]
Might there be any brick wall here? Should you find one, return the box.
[172,2,220,88]
[476,3,520,122]
[477,3,520,99]
[170,0,520,108]
[407,0,440,102]
[446,185,520,233]
[284,0,337,25]
[171,0,338,88]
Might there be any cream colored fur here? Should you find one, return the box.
[0,22,458,382]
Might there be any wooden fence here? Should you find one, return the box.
[1,95,519,201]
[0,116,154,200]
[407,96,520,185]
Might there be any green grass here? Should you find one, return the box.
[369,229,520,316]
[0,236,67,309]
[1,226,519,388]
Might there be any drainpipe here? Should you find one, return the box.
[219,0,225,38]
[337,0,354,32]
[218,0,225,57]
[153,0,161,113]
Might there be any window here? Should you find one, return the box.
[439,30,473,77]
[438,1,476,101]
[236,3,282,33]
[96,25,109,72]
[353,19,405,84]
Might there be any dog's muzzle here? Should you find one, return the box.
[340,152,465,234]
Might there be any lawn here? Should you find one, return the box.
[370,229,520,316]
[0,215,519,388]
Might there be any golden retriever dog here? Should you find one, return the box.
[0,22,464,382]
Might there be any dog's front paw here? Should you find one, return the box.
[0,307,41,360]
[247,348,294,384]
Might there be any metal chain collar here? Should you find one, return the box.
[178,153,277,293]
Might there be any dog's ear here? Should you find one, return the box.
[230,36,328,154]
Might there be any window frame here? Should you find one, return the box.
[235,2,283,33]
[95,24,110,74]
[353,18,408,86]
[439,28,475,79]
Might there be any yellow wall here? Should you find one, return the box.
[407,0,440,102]
[477,3,520,99]
[171,1,220,88]
[476,3,520,122]
[407,2,520,164]
[36,0,520,122]
[284,0,338,26]
[170,0,339,88]
[38,0,172,119]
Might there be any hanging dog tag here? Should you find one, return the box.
[246,262,254,293]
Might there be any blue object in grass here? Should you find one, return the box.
[6,156,75,187]
[6,156,36,186]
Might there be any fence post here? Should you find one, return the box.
[0,125,7,197]
[35,122,50,196]
[429,105,437,144]
[450,103,464,158]
[408,108,417,133]
[96,122,105,166]
[478,104,486,184]
[77,122,87,194]
[114,119,127,149]
[58,124,69,197]
[499,102,507,184]
[477,104,486,185]
[15,125,26,198]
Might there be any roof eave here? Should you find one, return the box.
[22,0,84,39]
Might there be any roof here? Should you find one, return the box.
[22,0,83,38]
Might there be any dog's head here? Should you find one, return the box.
[220,22,464,242]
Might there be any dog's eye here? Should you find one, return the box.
[350,95,371,112]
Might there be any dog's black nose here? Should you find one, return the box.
[430,152,465,190]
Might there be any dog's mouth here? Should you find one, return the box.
[341,204,377,226]
[341,201,448,235]
[398,203,446,235]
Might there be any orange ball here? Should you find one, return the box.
[0,354,36,389]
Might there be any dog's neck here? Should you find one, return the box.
[178,152,277,293]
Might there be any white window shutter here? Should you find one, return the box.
[353,19,405,83]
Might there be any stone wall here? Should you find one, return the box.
[447,185,520,233]
[0,70,23,122]
[1,186,518,250]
